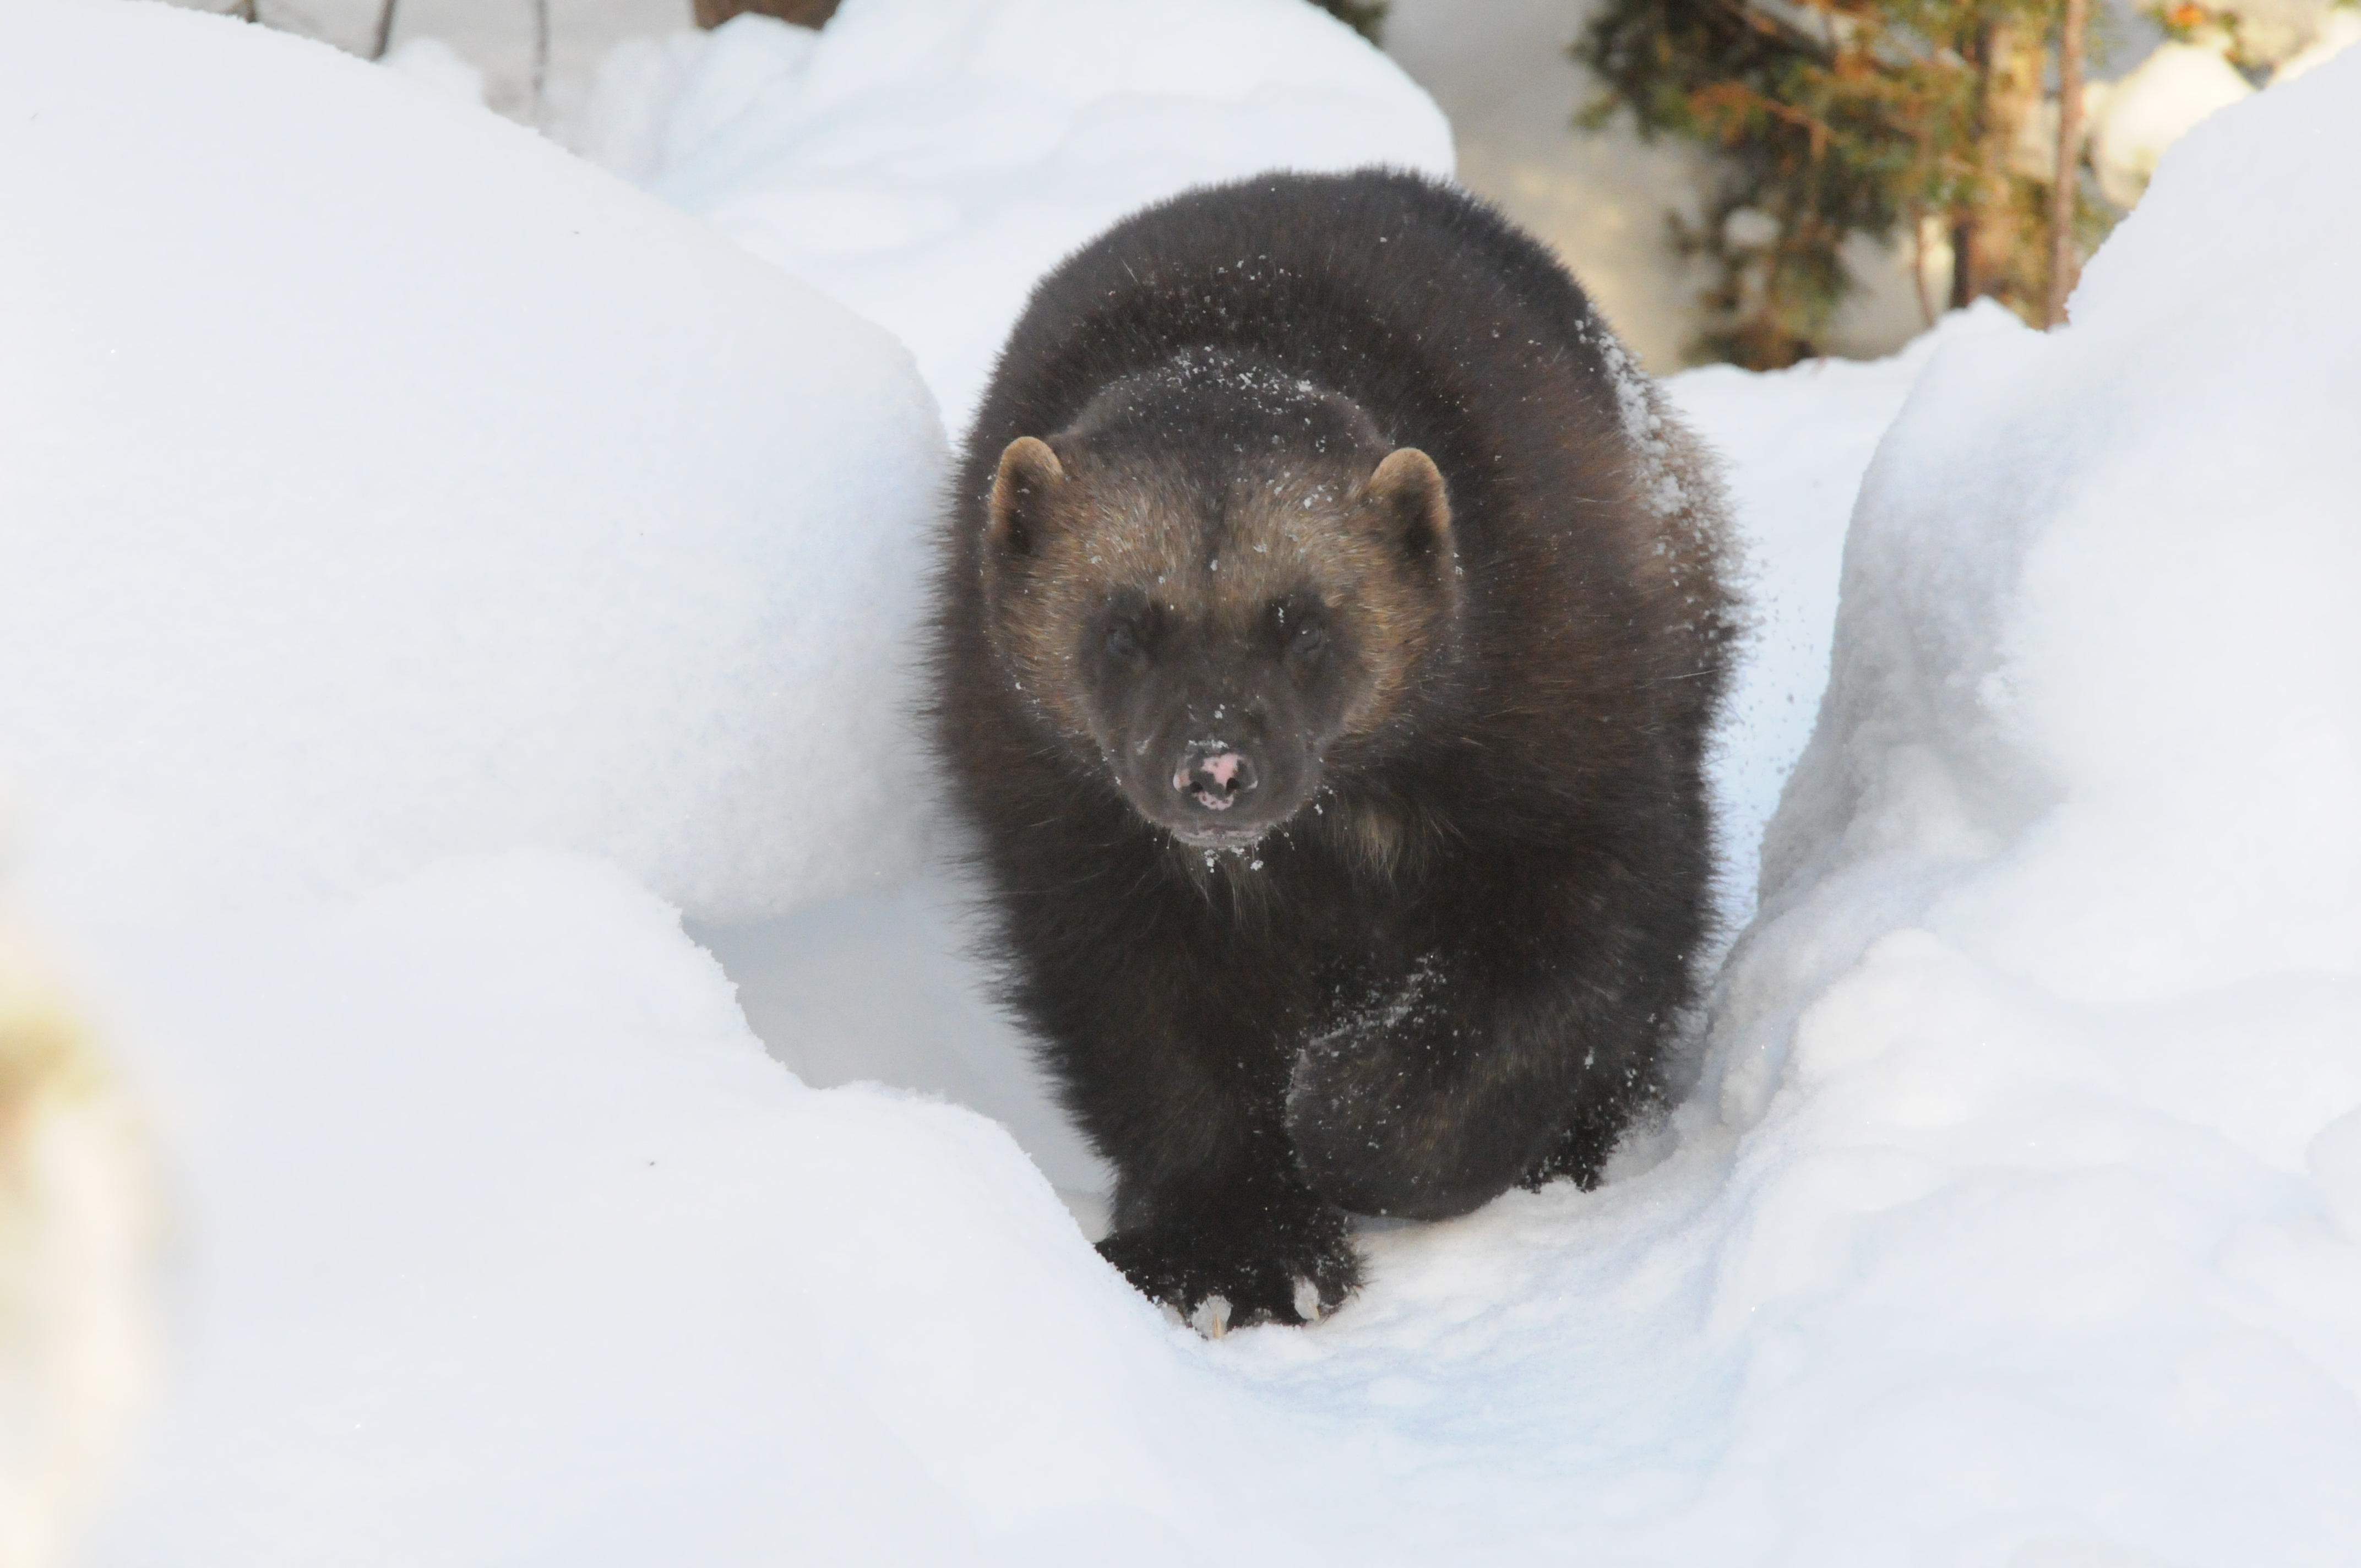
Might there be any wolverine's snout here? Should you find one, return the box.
[1117,699,1309,848]
[1172,746,1258,813]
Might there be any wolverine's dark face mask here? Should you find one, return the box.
[976,368,1457,848]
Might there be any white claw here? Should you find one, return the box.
[1293,1277,1324,1323]
[1160,1300,1186,1329]
[1191,1294,1233,1339]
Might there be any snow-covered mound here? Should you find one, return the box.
[1675,47,2361,1560]
[87,853,1239,1566]
[0,0,944,927]
[1749,50,2361,1009]
[570,0,1455,428]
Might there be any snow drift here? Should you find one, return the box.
[1676,50,2361,1562]
[0,0,944,927]
[569,0,1456,428]
[86,852,1263,1567]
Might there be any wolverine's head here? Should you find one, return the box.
[977,354,1459,848]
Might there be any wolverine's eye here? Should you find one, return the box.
[1271,595,1329,665]
[1101,595,1157,666]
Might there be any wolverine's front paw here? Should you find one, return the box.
[1096,1213,1359,1335]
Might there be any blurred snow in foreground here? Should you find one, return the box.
[0,888,151,1568]
[1,1,2358,1564]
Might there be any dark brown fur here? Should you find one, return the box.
[929,171,1737,1329]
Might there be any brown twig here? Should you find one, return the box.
[2046,0,2090,326]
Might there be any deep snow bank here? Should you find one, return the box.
[1670,47,2361,1562]
[570,0,1455,429]
[88,852,1285,1567]
[0,0,943,927]
[1743,51,2361,1015]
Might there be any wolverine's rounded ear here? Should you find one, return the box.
[1366,447,1451,564]
[987,435,1066,558]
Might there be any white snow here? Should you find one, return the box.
[567,0,1455,429]
[83,852,1235,1566]
[1677,49,2361,1559]
[3,1,2359,1563]
[0,0,943,928]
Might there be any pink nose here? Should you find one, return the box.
[1173,748,1256,810]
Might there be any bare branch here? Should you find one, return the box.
[2046,0,2090,326]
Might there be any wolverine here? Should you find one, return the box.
[930,170,1737,1331]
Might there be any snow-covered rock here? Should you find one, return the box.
[0,0,944,928]
[570,0,1455,429]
